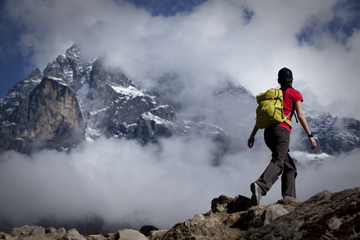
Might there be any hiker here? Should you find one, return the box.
[247,67,316,206]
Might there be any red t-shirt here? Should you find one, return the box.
[278,88,303,132]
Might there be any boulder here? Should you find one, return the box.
[261,204,289,225]
[63,228,87,240]
[149,230,168,240]
[86,234,107,240]
[211,194,252,213]
[139,225,159,237]
[114,229,148,240]
[3,226,48,240]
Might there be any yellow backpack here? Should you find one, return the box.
[255,88,292,129]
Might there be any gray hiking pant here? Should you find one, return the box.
[255,126,297,198]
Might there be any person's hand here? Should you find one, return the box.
[309,137,316,150]
[248,136,255,149]
[248,125,258,149]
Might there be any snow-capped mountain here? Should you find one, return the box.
[0,45,228,156]
[294,109,360,155]
[0,45,359,159]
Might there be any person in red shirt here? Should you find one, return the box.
[247,67,317,206]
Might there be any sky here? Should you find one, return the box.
[1,0,360,232]
[1,0,360,119]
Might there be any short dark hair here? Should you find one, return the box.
[278,68,293,86]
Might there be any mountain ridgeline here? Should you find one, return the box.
[1,186,360,239]
[0,45,359,156]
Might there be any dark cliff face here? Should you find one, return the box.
[0,69,42,122]
[0,78,84,153]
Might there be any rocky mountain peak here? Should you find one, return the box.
[0,45,186,153]
[65,44,81,64]
[89,58,136,90]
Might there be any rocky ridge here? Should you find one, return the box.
[1,186,359,240]
[0,45,231,156]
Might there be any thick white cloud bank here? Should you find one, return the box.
[1,137,360,230]
[3,0,360,119]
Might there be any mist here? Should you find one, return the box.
[1,134,359,231]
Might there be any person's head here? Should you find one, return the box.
[278,67,293,87]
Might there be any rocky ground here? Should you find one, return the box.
[1,187,360,240]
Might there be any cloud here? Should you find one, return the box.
[3,0,360,119]
[1,135,359,230]
[296,148,360,200]
[0,136,256,230]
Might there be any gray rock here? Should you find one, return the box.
[149,230,168,240]
[211,194,233,213]
[45,227,56,234]
[4,226,48,240]
[63,228,87,240]
[0,232,15,240]
[261,204,289,225]
[54,227,67,238]
[85,234,106,240]
[211,194,252,213]
[29,226,45,236]
[114,229,148,240]
[10,225,36,238]
[139,225,159,237]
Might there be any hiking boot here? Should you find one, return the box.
[250,182,264,206]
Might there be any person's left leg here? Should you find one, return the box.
[256,126,290,194]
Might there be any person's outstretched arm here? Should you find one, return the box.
[294,101,317,150]
[248,124,259,149]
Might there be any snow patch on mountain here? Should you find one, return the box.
[292,151,332,164]
[111,85,145,99]
[76,83,90,123]
[142,111,177,127]
[85,127,101,142]
[47,76,68,86]
[110,84,157,105]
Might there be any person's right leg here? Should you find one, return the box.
[281,153,297,198]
